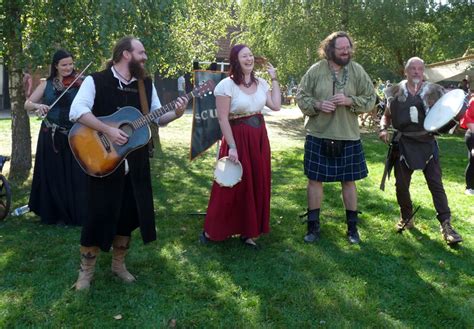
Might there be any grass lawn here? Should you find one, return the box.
[0,109,473,328]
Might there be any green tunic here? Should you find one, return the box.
[296,59,376,141]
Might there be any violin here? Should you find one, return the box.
[46,62,92,112]
[62,72,85,88]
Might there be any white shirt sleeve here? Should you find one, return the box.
[69,75,95,122]
[150,83,162,111]
[214,78,234,97]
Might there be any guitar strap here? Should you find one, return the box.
[137,79,155,158]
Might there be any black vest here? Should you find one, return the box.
[83,69,157,250]
[91,69,153,117]
[390,90,436,169]
[390,93,426,133]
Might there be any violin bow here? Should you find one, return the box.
[38,61,93,118]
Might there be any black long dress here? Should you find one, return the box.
[28,80,87,226]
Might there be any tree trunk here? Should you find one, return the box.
[5,2,32,180]
[10,69,32,180]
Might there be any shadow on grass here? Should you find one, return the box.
[264,116,306,140]
[146,143,473,326]
[0,127,473,326]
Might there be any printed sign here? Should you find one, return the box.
[190,70,227,160]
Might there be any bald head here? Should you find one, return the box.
[404,57,425,85]
[405,57,425,70]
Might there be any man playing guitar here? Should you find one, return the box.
[69,36,187,290]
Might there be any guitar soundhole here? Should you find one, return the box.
[120,123,134,137]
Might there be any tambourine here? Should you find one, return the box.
[213,156,243,188]
[424,89,467,133]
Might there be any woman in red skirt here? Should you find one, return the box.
[201,44,281,248]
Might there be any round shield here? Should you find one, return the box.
[214,156,243,188]
[424,89,467,132]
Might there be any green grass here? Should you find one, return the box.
[0,112,473,328]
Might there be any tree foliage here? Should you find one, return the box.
[236,0,473,85]
[1,0,472,177]
[8,0,233,76]
[0,0,233,178]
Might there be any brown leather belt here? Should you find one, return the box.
[43,118,69,153]
[43,118,69,135]
[230,114,263,128]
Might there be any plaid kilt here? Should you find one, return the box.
[304,135,368,182]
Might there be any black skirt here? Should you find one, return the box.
[80,146,156,252]
[29,122,88,225]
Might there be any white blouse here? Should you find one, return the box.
[214,77,269,114]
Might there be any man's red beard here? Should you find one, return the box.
[129,58,148,80]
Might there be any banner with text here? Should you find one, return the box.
[190,70,227,160]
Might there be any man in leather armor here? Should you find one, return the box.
[379,57,463,246]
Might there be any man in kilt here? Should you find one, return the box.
[296,31,376,244]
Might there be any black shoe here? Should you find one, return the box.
[56,220,66,228]
[240,236,259,249]
[304,232,320,243]
[347,222,360,244]
[199,231,210,244]
[347,229,360,244]
[303,219,320,243]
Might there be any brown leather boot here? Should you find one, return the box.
[440,219,463,245]
[74,246,99,291]
[395,217,415,231]
[111,235,136,283]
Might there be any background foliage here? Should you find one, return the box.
[0,0,472,176]
[236,0,473,84]
[3,0,233,74]
[0,0,234,178]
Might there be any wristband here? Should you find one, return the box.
[228,143,236,149]
[271,77,278,82]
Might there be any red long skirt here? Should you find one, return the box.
[204,114,271,241]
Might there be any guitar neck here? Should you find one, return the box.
[133,90,195,129]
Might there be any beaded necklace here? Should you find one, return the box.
[329,64,349,91]
[242,80,253,88]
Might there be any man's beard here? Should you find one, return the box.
[129,58,147,80]
[333,53,351,66]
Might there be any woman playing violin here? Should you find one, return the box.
[24,49,87,226]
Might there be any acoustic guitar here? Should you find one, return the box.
[68,80,215,177]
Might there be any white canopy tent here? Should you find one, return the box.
[424,54,474,83]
